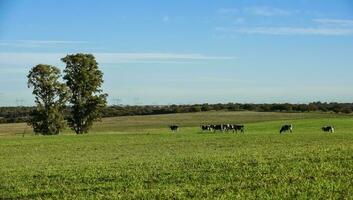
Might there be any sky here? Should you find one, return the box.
[0,0,353,106]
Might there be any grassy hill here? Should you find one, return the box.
[1,111,353,199]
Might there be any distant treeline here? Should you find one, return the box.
[1,102,353,124]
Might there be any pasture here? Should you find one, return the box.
[1,111,353,199]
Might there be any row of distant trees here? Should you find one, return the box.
[1,102,352,125]
[26,53,107,135]
[101,102,353,116]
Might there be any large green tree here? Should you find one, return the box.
[62,53,107,134]
[27,64,68,135]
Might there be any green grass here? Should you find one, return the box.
[1,111,353,199]
[0,111,348,136]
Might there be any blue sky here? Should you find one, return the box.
[1,0,353,105]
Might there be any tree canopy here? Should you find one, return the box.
[27,64,68,135]
[62,54,107,134]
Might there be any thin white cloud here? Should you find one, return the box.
[0,52,237,66]
[217,6,295,16]
[216,26,353,36]
[0,40,88,48]
[96,53,236,61]
[314,19,353,27]
[244,6,295,16]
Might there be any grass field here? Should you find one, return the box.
[1,111,353,199]
[0,111,347,136]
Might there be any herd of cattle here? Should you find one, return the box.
[169,124,335,134]
[200,124,245,133]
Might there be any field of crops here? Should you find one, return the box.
[1,111,353,199]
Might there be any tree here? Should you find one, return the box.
[62,53,107,134]
[190,105,202,112]
[27,64,68,135]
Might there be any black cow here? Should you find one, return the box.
[201,125,212,131]
[232,124,245,133]
[169,125,179,132]
[280,124,293,134]
[322,126,334,133]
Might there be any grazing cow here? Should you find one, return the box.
[280,124,293,134]
[232,124,245,133]
[219,124,227,132]
[213,124,224,132]
[169,125,179,132]
[322,126,334,133]
[201,125,212,131]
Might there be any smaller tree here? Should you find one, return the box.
[27,64,68,135]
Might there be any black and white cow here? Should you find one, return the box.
[212,124,224,132]
[169,125,179,132]
[322,126,334,133]
[280,124,293,134]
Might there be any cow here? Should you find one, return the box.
[280,124,293,134]
[232,124,245,133]
[212,124,224,132]
[222,124,233,132]
[169,125,179,132]
[211,124,225,132]
[201,125,212,131]
[322,126,334,133]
